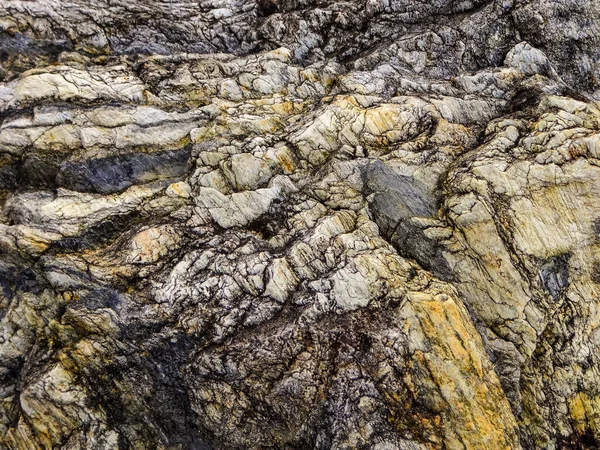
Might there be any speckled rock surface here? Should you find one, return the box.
[1,1,600,449]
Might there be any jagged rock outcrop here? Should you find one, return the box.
[1,1,600,449]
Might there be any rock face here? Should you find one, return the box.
[1,1,600,449]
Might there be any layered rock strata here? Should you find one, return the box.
[1,1,600,449]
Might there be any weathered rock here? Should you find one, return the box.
[1,1,600,449]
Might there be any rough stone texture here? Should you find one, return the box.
[1,1,600,449]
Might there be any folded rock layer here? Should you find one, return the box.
[1,1,600,449]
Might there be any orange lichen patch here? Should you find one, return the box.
[406,294,520,450]
[364,108,400,134]
[128,225,181,264]
[299,69,321,83]
[166,181,192,198]
[276,151,296,173]
[269,100,303,115]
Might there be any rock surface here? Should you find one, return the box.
[1,1,600,449]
